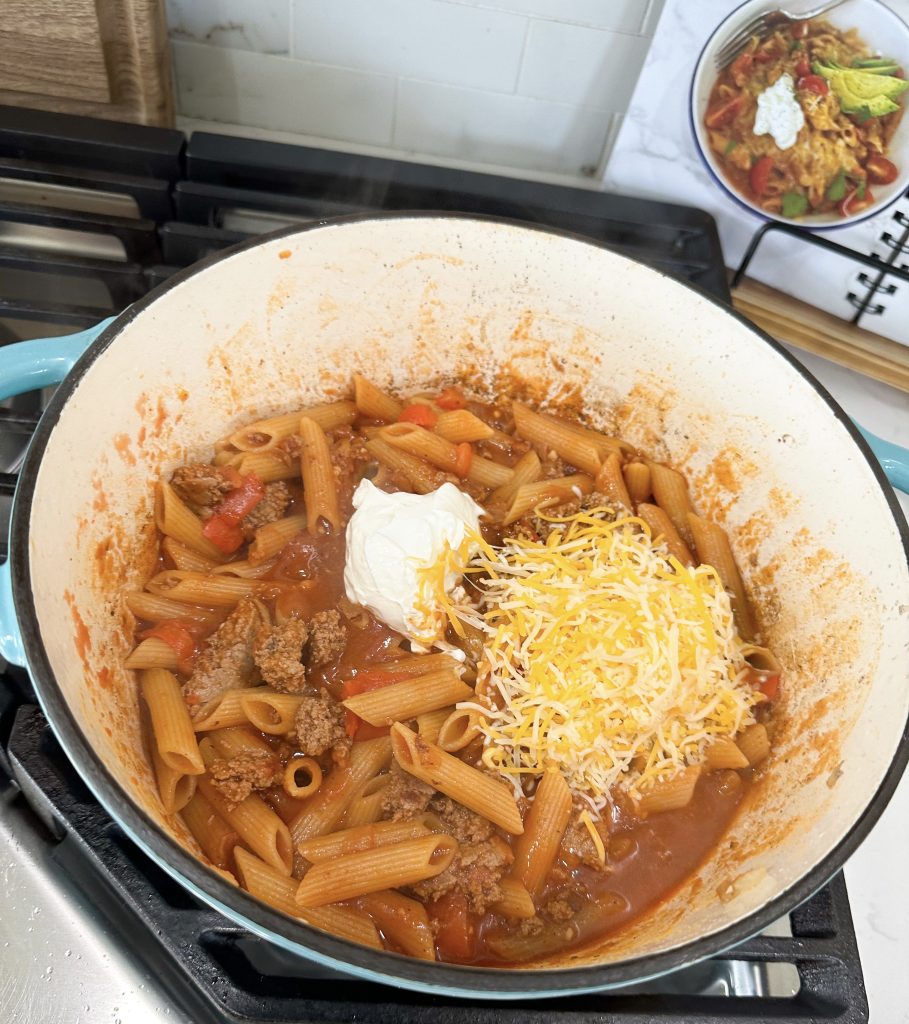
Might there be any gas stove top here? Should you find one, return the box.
[0,104,868,1023]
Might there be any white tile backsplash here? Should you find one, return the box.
[395,78,615,176]
[172,41,396,146]
[165,0,290,54]
[166,0,665,181]
[518,19,651,108]
[291,0,527,92]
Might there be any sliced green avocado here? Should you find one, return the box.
[837,82,900,116]
[814,61,909,99]
[852,58,901,75]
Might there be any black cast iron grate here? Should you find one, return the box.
[0,104,869,1023]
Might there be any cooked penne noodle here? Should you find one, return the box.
[743,645,782,675]
[510,770,572,895]
[240,690,303,735]
[485,902,611,962]
[381,423,512,488]
[228,401,358,452]
[704,736,749,770]
[162,536,219,573]
[207,725,274,760]
[489,449,542,505]
[364,437,439,494]
[342,669,473,727]
[295,834,458,907]
[141,668,205,775]
[298,813,437,862]
[434,409,494,443]
[414,707,453,745]
[198,766,293,874]
[353,373,403,422]
[125,637,180,670]
[263,786,308,825]
[299,417,342,535]
[650,462,695,547]
[391,723,524,835]
[594,452,632,510]
[494,877,536,920]
[511,403,602,476]
[340,773,392,827]
[125,591,221,628]
[152,745,197,815]
[636,765,701,815]
[637,503,695,567]
[502,474,593,525]
[291,737,392,844]
[283,756,322,799]
[181,790,238,866]
[737,723,771,766]
[248,514,307,564]
[465,452,513,489]
[356,890,436,960]
[194,687,264,733]
[145,570,259,608]
[380,653,462,676]
[237,450,298,483]
[155,482,226,561]
[437,707,483,752]
[623,460,651,504]
[687,513,756,640]
[210,558,278,579]
[234,847,382,948]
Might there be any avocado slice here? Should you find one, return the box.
[852,58,901,75]
[814,62,909,99]
[835,80,900,117]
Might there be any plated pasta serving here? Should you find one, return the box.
[125,374,781,965]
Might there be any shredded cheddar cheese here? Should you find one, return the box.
[456,508,760,812]
[578,810,606,865]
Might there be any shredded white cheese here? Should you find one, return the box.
[456,508,760,812]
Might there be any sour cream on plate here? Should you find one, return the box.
[343,479,484,645]
[754,73,805,150]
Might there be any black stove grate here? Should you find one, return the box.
[0,104,868,1023]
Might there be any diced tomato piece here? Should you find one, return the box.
[436,387,467,411]
[729,52,753,80]
[344,708,360,739]
[795,57,810,78]
[790,20,809,39]
[215,472,265,522]
[430,892,476,962]
[839,186,875,217]
[865,155,898,185]
[745,665,780,701]
[753,48,773,63]
[797,74,829,96]
[141,618,198,661]
[202,513,245,553]
[454,441,473,479]
[398,404,438,428]
[353,721,391,741]
[705,94,744,129]
[749,156,774,197]
[342,669,409,739]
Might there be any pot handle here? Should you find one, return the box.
[856,424,909,495]
[0,317,116,666]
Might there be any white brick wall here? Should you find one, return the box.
[165,0,664,182]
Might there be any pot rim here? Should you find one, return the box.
[12,210,909,998]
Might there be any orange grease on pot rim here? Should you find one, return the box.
[64,589,92,664]
[113,434,136,467]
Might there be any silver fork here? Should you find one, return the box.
[714,0,848,70]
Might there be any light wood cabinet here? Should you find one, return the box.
[0,0,174,127]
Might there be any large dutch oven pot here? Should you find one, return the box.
[0,213,908,998]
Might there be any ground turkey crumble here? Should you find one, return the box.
[241,481,290,538]
[183,597,266,713]
[380,762,435,821]
[307,609,346,665]
[294,691,350,762]
[170,463,234,511]
[253,618,309,693]
[209,750,283,809]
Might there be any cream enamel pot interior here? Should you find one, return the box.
[1,213,908,999]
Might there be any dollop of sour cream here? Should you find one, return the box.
[343,479,484,645]
[753,73,805,150]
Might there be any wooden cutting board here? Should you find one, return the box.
[0,0,173,127]
[732,276,909,394]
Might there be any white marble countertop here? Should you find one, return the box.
[606,1,909,1016]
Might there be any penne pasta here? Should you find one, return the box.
[263,786,308,825]
[494,877,536,920]
[364,437,439,494]
[737,723,771,766]
[141,668,205,775]
[623,460,651,504]
[125,636,180,671]
[436,707,483,752]
[155,482,226,562]
[594,452,632,511]
[342,669,473,727]
[650,462,695,547]
[511,403,602,476]
[240,690,303,735]
[124,591,221,629]
[488,449,542,505]
[193,687,265,733]
[502,474,593,525]
[704,736,749,770]
[228,401,358,452]
[636,765,701,815]
[339,773,391,828]
[353,373,402,422]
[391,723,524,835]
[356,890,436,960]
[181,790,239,867]
[151,745,197,815]
[248,514,307,564]
[414,707,455,746]
[283,756,322,799]
[298,813,438,862]
[162,536,218,573]
[145,570,259,608]
[295,834,458,907]
[637,503,695,567]
[433,409,494,443]
[237,450,298,483]
[380,653,462,676]
[299,417,342,536]
[207,725,273,760]
[234,847,382,948]
[381,423,512,489]
[687,513,757,640]
[510,770,572,895]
